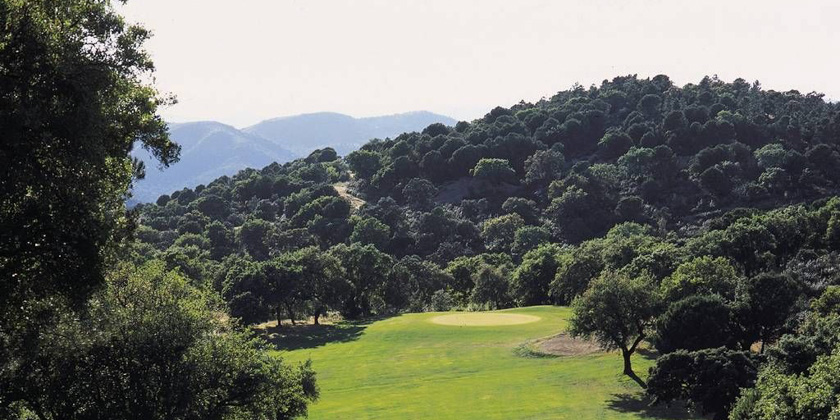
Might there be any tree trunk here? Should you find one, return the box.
[276,307,284,328]
[313,308,322,325]
[621,347,647,389]
[285,303,296,326]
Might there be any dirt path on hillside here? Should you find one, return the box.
[334,172,365,211]
[335,183,365,210]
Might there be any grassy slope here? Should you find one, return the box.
[275,306,700,420]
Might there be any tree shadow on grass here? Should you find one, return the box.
[257,319,379,352]
[607,393,707,419]
[636,347,660,358]
[606,347,708,419]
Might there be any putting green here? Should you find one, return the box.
[430,312,541,326]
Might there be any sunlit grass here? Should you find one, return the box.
[274,306,701,419]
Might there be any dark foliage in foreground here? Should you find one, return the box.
[1,1,317,418]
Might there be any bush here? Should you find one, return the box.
[429,289,455,311]
[654,295,736,353]
[471,158,516,184]
[469,266,512,309]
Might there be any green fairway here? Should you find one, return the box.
[274,306,700,419]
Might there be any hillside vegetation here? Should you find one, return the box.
[346,74,840,242]
[130,75,840,419]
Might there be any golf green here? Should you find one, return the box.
[430,312,541,326]
[274,306,699,419]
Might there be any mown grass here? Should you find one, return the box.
[273,306,702,419]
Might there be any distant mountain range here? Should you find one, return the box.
[244,111,457,156]
[130,111,455,203]
[130,121,297,204]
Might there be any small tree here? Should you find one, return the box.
[329,243,395,319]
[481,214,525,252]
[523,149,564,186]
[647,348,760,420]
[446,254,513,305]
[501,197,540,224]
[206,221,235,260]
[350,217,391,250]
[469,265,512,310]
[511,244,562,306]
[402,178,438,210]
[471,158,516,184]
[345,149,383,178]
[654,295,736,353]
[222,258,271,325]
[638,94,662,116]
[296,247,346,325]
[511,226,550,257]
[156,194,171,206]
[549,246,603,305]
[699,165,733,197]
[598,131,634,160]
[194,194,229,219]
[238,218,274,260]
[568,270,661,387]
[735,272,800,352]
[429,289,455,311]
[660,256,741,302]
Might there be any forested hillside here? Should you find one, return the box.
[132,75,840,419]
[347,75,840,239]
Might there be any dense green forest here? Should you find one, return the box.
[1,1,317,418]
[4,0,840,419]
[131,75,840,419]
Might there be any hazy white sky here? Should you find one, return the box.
[119,0,840,128]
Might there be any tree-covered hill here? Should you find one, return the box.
[345,74,840,243]
[131,75,840,420]
[133,75,840,315]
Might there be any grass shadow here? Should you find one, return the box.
[257,318,382,352]
[605,346,706,419]
[607,393,707,419]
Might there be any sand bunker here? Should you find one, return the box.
[534,333,602,356]
[430,313,541,326]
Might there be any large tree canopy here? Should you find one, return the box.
[8,261,318,419]
[0,0,180,310]
[0,2,320,418]
[1,2,181,412]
